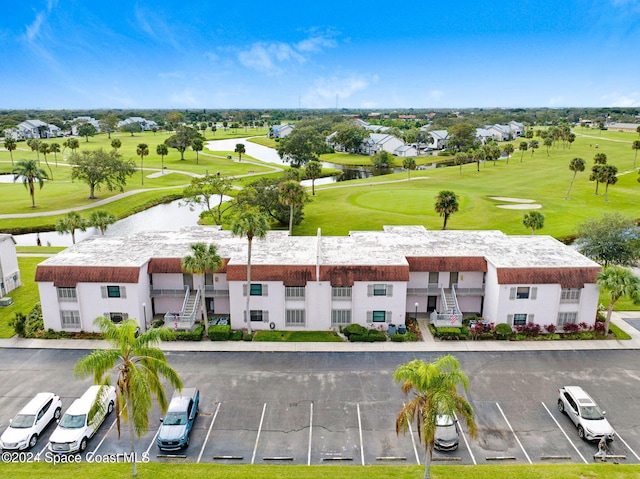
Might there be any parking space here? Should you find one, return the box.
[254,401,311,464]
[311,402,362,464]
[205,400,264,463]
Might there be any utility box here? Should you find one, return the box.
[0,297,13,307]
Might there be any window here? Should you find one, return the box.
[250,284,262,296]
[285,309,305,326]
[557,312,578,327]
[60,310,80,329]
[332,286,352,299]
[368,284,393,297]
[331,309,352,326]
[516,287,530,299]
[107,312,128,323]
[101,285,126,299]
[372,311,387,322]
[244,283,268,296]
[561,289,581,303]
[285,286,305,299]
[57,287,77,302]
[428,272,439,284]
[249,310,265,322]
[513,313,527,326]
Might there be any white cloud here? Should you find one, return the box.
[601,92,640,107]
[302,74,374,108]
[204,51,218,62]
[25,12,45,41]
[169,88,200,107]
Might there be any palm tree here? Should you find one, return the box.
[519,141,528,162]
[394,355,477,479]
[454,152,467,175]
[234,143,246,162]
[66,138,80,156]
[402,157,416,180]
[4,137,16,166]
[522,211,544,235]
[470,148,485,172]
[597,266,640,336]
[600,164,618,201]
[182,243,223,334]
[502,143,514,165]
[590,152,608,195]
[39,142,53,180]
[305,160,322,195]
[12,159,48,208]
[55,211,87,244]
[136,143,149,185]
[74,316,182,477]
[528,140,539,158]
[231,209,270,335]
[632,140,640,169]
[111,139,122,151]
[565,157,585,199]
[278,180,306,235]
[88,210,116,235]
[156,144,168,173]
[192,138,203,165]
[434,190,459,230]
[544,136,553,155]
[50,142,61,167]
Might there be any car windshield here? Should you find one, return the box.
[580,405,604,420]
[58,414,86,429]
[436,415,455,427]
[11,414,35,429]
[163,412,188,426]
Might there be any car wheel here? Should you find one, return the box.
[54,407,61,420]
[29,434,38,448]
[80,437,88,452]
[185,436,190,449]
[578,426,585,440]
[107,401,114,415]
[557,399,565,413]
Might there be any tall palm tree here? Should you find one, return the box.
[434,190,459,230]
[402,157,416,181]
[234,143,246,162]
[136,143,149,185]
[182,242,223,333]
[597,266,640,335]
[156,143,168,174]
[192,138,203,165]
[305,160,322,195]
[39,142,53,180]
[12,159,48,208]
[111,139,122,151]
[88,210,116,235]
[50,142,61,167]
[454,152,467,175]
[394,355,477,479]
[278,180,306,235]
[231,209,270,335]
[66,138,80,156]
[502,143,514,165]
[528,140,539,158]
[55,211,87,244]
[565,157,585,199]
[74,317,182,477]
[519,141,528,162]
[471,148,485,172]
[632,140,640,170]
[600,164,618,201]
[522,211,544,235]
[4,137,16,165]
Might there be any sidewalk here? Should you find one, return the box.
[1,312,639,353]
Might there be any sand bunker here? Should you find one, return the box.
[496,204,542,210]
[488,196,536,203]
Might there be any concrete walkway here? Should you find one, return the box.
[1,312,639,353]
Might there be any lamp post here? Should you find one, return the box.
[414,302,419,321]
[142,302,147,332]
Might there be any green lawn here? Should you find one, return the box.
[2,462,638,479]
[0,256,48,337]
[253,330,344,342]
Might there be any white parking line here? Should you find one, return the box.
[356,403,365,466]
[145,425,161,456]
[251,403,266,465]
[614,431,640,461]
[197,402,220,463]
[454,412,477,465]
[495,402,532,464]
[89,412,121,455]
[541,401,587,464]
[406,407,421,465]
[307,402,313,466]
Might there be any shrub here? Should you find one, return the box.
[230,330,243,341]
[170,325,204,341]
[434,327,462,340]
[516,322,541,337]
[390,334,406,342]
[343,324,367,339]
[404,331,418,342]
[243,333,253,341]
[563,323,581,334]
[152,318,166,328]
[459,326,469,339]
[24,303,44,338]
[349,333,367,342]
[495,323,513,339]
[368,330,387,342]
[208,324,231,341]
[405,317,421,337]
[10,312,27,337]
[544,324,557,334]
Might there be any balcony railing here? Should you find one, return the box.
[203,286,230,297]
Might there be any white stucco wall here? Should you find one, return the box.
[0,236,20,295]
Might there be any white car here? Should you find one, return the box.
[558,386,615,441]
[49,385,115,454]
[0,392,62,450]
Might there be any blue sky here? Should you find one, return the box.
[2,0,640,109]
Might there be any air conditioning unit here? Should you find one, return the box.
[0,297,14,307]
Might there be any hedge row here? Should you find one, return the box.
[433,326,469,340]
[208,324,231,341]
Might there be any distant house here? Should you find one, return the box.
[117,117,158,131]
[394,145,418,157]
[475,128,494,144]
[71,116,101,135]
[508,121,524,137]
[363,133,406,156]
[606,122,640,133]
[420,129,449,150]
[0,235,20,297]
[486,125,511,142]
[269,124,295,138]
[16,120,61,139]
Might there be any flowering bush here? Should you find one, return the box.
[544,324,557,334]
[515,322,541,337]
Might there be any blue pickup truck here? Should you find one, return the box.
[156,388,199,451]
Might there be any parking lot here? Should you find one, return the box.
[1,349,639,466]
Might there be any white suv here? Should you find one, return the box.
[558,386,614,441]
[0,392,62,450]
